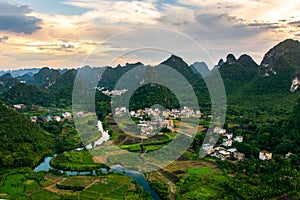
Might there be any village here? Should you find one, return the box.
[115,106,202,136]
[14,102,282,163]
[13,103,73,123]
[202,126,276,162]
[96,87,128,96]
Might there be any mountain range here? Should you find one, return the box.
[1,39,300,112]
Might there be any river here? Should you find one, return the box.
[34,149,160,200]
[34,121,160,200]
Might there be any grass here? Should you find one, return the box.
[185,167,212,175]
[25,181,43,197]
[60,176,97,187]
[180,185,220,199]
[144,144,165,152]
[0,174,27,199]
[50,150,108,171]
[120,135,173,153]
[107,153,144,169]
[79,174,143,200]
[0,173,60,200]
[31,190,60,200]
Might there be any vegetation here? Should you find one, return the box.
[184,167,212,175]
[1,39,300,199]
[50,150,108,172]
[79,174,151,200]
[0,103,53,168]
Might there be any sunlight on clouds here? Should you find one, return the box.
[1,0,300,69]
[62,0,161,24]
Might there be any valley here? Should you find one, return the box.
[0,39,300,199]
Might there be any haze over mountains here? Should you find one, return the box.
[0,39,300,200]
[1,39,300,111]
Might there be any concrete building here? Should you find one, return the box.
[259,151,272,160]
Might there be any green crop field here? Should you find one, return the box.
[50,150,108,171]
[185,167,212,175]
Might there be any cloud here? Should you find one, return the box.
[0,0,299,69]
[0,1,41,34]
[246,22,281,29]
[62,0,161,24]
[189,13,262,39]
[289,20,300,27]
[26,41,81,53]
[0,35,9,42]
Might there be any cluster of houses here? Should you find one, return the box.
[202,126,277,162]
[214,126,244,147]
[30,112,72,123]
[97,87,128,96]
[115,106,202,119]
[138,118,175,136]
[114,106,201,136]
[134,107,176,136]
[202,126,246,161]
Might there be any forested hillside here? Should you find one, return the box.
[0,103,53,168]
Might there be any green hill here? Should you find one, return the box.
[0,73,19,92]
[31,67,60,88]
[0,103,53,168]
[0,83,51,107]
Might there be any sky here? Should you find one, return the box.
[0,0,300,70]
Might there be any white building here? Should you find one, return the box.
[214,126,226,134]
[14,104,25,109]
[224,133,233,140]
[259,151,272,160]
[54,116,61,122]
[285,152,293,159]
[30,116,38,123]
[234,136,244,143]
[215,150,231,160]
[62,112,72,119]
[202,144,214,154]
[115,107,127,116]
[222,139,233,147]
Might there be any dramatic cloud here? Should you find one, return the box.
[0,1,41,34]
[0,35,9,42]
[62,0,161,24]
[0,0,300,69]
[289,20,300,27]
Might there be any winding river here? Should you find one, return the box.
[34,121,160,200]
[34,150,160,199]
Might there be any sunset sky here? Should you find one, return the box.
[0,0,300,70]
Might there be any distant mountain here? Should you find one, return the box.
[258,39,300,94]
[0,83,51,107]
[260,39,300,76]
[99,62,143,89]
[17,73,33,83]
[160,55,210,110]
[31,67,60,88]
[217,54,259,96]
[1,39,300,112]
[0,103,53,168]
[215,40,300,110]
[0,73,19,92]
[161,55,197,84]
[190,62,210,77]
[50,69,77,106]
[0,68,40,77]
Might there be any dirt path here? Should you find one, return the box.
[83,178,100,191]
[44,178,68,194]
